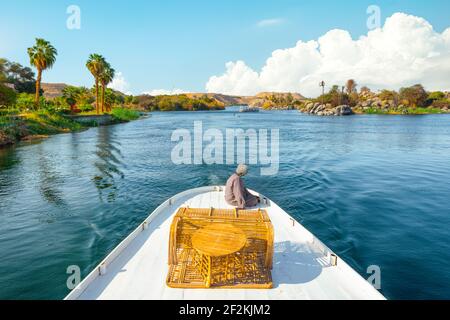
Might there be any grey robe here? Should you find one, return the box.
[225,173,258,209]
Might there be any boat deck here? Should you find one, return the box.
[67,187,385,300]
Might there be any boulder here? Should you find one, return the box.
[307,104,354,116]
[335,105,354,116]
[311,104,325,114]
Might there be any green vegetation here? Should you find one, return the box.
[62,86,83,114]
[357,84,449,114]
[0,80,141,146]
[99,62,115,113]
[363,106,444,115]
[259,93,302,110]
[0,110,85,146]
[301,80,450,115]
[20,110,83,134]
[0,58,37,94]
[27,38,58,105]
[111,107,140,121]
[0,84,17,106]
[86,54,116,114]
[136,94,225,111]
[86,54,105,114]
[314,85,353,107]
[399,84,428,107]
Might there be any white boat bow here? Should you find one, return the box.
[65,186,385,300]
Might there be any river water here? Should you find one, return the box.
[1,108,450,299]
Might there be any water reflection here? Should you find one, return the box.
[0,146,20,170]
[93,126,124,203]
[0,146,20,196]
[37,144,67,209]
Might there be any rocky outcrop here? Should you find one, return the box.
[301,102,354,116]
[355,96,395,112]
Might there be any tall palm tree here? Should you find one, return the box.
[86,54,106,114]
[27,38,57,106]
[99,62,115,113]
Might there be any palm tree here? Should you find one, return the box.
[319,81,325,106]
[86,54,106,114]
[62,86,81,114]
[346,79,357,95]
[27,38,57,106]
[99,62,115,113]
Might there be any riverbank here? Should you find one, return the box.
[296,85,450,116]
[298,102,450,116]
[0,108,141,148]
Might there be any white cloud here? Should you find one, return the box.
[206,13,450,97]
[143,88,188,96]
[256,18,284,28]
[108,72,132,95]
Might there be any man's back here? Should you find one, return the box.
[225,173,245,208]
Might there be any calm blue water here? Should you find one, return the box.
[1,109,450,300]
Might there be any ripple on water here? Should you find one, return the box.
[1,112,450,299]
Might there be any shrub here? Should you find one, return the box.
[0,84,17,106]
[79,104,95,112]
[432,100,450,109]
[428,91,445,101]
[399,84,428,107]
[379,90,398,101]
[14,93,35,110]
[111,107,140,121]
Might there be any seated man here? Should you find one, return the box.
[225,164,260,209]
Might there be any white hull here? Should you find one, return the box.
[65,186,385,300]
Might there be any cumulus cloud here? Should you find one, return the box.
[142,88,188,96]
[206,13,450,97]
[108,72,132,95]
[257,18,284,28]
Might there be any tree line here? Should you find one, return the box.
[1,38,119,114]
[314,79,449,110]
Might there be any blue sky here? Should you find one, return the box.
[1,0,449,95]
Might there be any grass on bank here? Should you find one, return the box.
[77,107,140,121]
[362,107,445,115]
[0,107,141,146]
[0,110,84,145]
[22,111,84,134]
[110,107,140,121]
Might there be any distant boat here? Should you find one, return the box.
[239,106,260,113]
[65,186,385,300]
